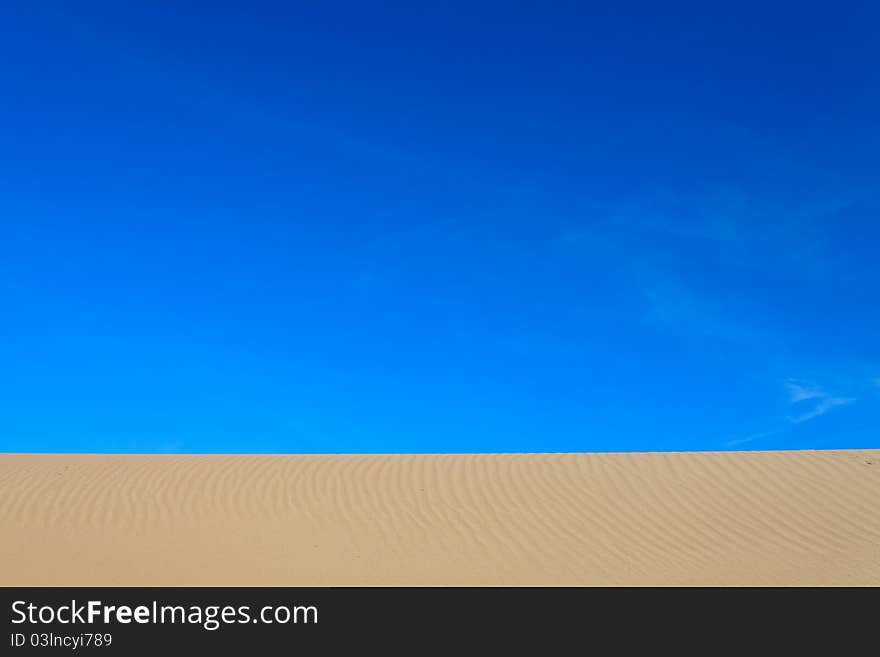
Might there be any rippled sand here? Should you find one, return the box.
[2,450,878,585]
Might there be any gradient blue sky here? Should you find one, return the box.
[2,1,878,453]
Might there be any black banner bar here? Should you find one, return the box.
[2,587,874,653]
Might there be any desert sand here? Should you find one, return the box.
[1,450,878,586]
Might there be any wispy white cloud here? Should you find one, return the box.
[789,396,852,424]
[725,429,781,449]
[726,380,857,448]
[785,381,824,403]
[786,380,853,424]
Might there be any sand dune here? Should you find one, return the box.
[1,450,878,585]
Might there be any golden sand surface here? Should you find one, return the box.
[1,450,878,585]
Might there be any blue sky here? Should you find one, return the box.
[1,1,878,453]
